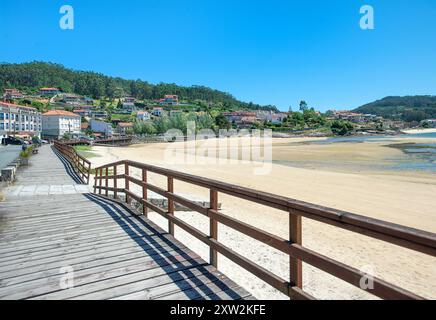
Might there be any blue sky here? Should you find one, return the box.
[1,0,435,111]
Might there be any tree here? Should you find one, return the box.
[422,121,430,129]
[0,61,280,112]
[215,114,230,129]
[299,100,308,112]
[331,120,354,136]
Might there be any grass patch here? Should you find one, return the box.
[73,145,100,159]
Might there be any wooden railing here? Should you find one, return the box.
[53,140,91,184]
[92,160,436,300]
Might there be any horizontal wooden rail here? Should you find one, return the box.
[93,160,436,300]
[53,140,91,184]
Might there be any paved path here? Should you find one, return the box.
[0,145,21,171]
[0,145,252,300]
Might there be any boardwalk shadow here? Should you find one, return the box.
[51,145,84,184]
[84,193,244,300]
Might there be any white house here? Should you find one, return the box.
[152,107,163,117]
[136,111,151,121]
[89,119,113,136]
[42,110,81,139]
[0,102,42,140]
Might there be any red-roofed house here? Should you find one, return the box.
[3,89,24,100]
[42,110,81,139]
[156,95,179,106]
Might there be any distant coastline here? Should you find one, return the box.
[402,128,436,134]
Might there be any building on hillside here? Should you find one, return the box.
[39,88,61,96]
[117,122,134,136]
[222,111,257,124]
[73,109,91,117]
[0,102,42,140]
[42,110,81,139]
[63,94,81,105]
[152,107,163,117]
[157,95,179,106]
[3,89,24,100]
[90,110,108,119]
[256,110,287,124]
[330,110,379,123]
[271,112,288,124]
[137,110,151,121]
[121,97,136,110]
[89,119,113,137]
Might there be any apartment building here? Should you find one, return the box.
[42,110,81,139]
[0,102,42,140]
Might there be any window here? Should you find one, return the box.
[0,123,4,130]
[0,113,3,120]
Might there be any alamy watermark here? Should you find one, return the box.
[163,121,272,175]
[59,266,75,289]
[59,5,74,30]
[360,5,375,30]
[359,264,375,290]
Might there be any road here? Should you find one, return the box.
[0,145,21,170]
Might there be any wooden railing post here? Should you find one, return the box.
[87,163,91,184]
[113,165,117,199]
[98,168,102,195]
[105,167,109,196]
[289,211,303,290]
[142,169,148,216]
[125,163,130,204]
[210,189,218,267]
[93,168,97,194]
[167,177,174,235]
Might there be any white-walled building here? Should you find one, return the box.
[0,102,42,140]
[42,110,81,139]
[136,110,151,121]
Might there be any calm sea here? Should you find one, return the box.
[280,132,436,174]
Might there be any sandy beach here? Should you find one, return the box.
[88,136,436,300]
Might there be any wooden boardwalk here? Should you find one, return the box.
[0,145,253,300]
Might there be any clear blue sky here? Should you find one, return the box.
[1,0,435,111]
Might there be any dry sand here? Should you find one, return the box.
[89,136,436,300]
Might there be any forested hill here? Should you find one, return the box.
[0,61,277,111]
[354,96,436,121]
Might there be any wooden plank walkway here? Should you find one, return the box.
[0,145,253,300]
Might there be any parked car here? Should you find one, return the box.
[4,137,24,145]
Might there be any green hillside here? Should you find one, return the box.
[0,61,277,112]
[354,96,436,122]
